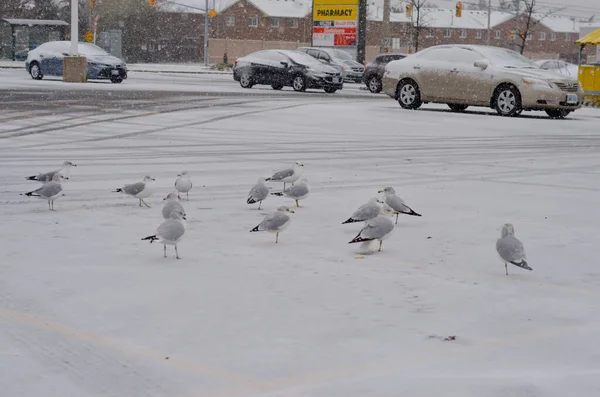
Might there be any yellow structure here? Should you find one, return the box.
[576,29,600,107]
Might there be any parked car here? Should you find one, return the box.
[297,47,365,83]
[25,41,127,83]
[534,59,579,77]
[14,48,29,61]
[363,53,408,93]
[233,50,343,93]
[383,44,584,119]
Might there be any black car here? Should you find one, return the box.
[363,53,407,93]
[233,50,343,93]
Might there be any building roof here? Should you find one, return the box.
[532,14,579,33]
[367,8,514,29]
[222,0,310,18]
[1,18,69,26]
[576,28,600,45]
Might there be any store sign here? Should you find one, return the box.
[312,0,358,47]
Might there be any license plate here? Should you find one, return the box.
[333,77,341,83]
[111,69,120,76]
[566,94,578,104]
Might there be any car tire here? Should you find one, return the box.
[29,62,43,80]
[493,84,522,117]
[448,104,469,112]
[292,75,307,92]
[271,84,283,90]
[545,109,571,119]
[323,87,337,94]
[239,72,253,88]
[396,79,422,110]
[367,76,382,93]
[110,76,123,84]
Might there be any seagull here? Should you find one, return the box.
[378,187,421,224]
[142,208,186,259]
[162,192,186,220]
[265,161,304,190]
[496,223,532,275]
[348,205,395,252]
[25,161,76,183]
[250,205,295,243]
[113,176,155,207]
[247,177,269,210]
[22,173,65,210]
[174,171,192,200]
[342,197,387,224]
[271,176,309,208]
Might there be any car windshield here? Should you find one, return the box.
[283,51,324,67]
[330,50,353,61]
[78,43,109,56]
[481,48,540,69]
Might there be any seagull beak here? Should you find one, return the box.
[182,216,187,220]
[377,190,383,193]
[290,210,295,214]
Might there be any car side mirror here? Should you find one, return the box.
[474,60,489,70]
[280,61,288,68]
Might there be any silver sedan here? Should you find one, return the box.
[382,45,584,119]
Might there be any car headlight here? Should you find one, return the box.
[522,78,552,88]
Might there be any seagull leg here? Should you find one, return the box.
[378,241,383,252]
[178,192,181,200]
[258,201,262,210]
[296,199,299,208]
[186,192,189,201]
[175,245,180,259]
[139,198,143,207]
[276,232,279,244]
[141,199,151,208]
[283,183,286,190]
[505,263,508,276]
[51,200,54,211]
[395,213,399,224]
[48,200,51,210]
[164,245,167,258]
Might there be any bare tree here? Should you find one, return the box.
[515,0,563,55]
[405,0,431,53]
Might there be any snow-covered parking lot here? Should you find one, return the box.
[1,71,600,397]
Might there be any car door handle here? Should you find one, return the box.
[413,66,421,70]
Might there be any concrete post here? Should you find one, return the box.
[64,0,87,82]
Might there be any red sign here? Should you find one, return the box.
[313,27,356,34]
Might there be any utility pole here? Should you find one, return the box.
[70,0,78,55]
[486,0,491,45]
[357,0,367,63]
[380,0,390,53]
[204,0,209,65]
[514,0,520,51]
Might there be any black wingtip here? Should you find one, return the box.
[112,188,123,193]
[265,177,272,182]
[142,235,158,243]
[247,198,256,204]
[24,191,35,197]
[342,218,358,224]
[271,192,284,196]
[349,235,373,244]
[25,176,37,181]
[510,259,532,271]
[250,225,260,232]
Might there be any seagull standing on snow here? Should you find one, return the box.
[250,205,295,243]
[271,176,309,208]
[342,197,387,224]
[174,171,192,200]
[22,173,66,210]
[378,186,421,224]
[247,177,269,210]
[265,161,304,190]
[349,205,395,252]
[142,208,186,259]
[113,176,155,207]
[162,192,186,220]
[25,161,76,183]
[496,223,532,275]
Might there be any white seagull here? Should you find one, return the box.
[378,186,421,224]
[348,205,395,252]
[247,177,269,210]
[265,161,304,190]
[23,173,66,210]
[142,208,186,259]
[25,161,76,183]
[496,223,532,275]
[174,171,192,200]
[250,205,295,243]
[162,192,186,220]
[271,176,310,208]
[113,175,155,207]
[342,197,387,224]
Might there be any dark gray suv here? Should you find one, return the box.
[297,47,365,83]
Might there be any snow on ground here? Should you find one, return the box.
[1,78,600,397]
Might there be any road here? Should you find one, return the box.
[1,69,600,397]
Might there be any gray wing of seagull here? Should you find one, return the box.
[385,195,412,213]
[37,170,60,183]
[352,202,381,221]
[157,219,185,242]
[162,201,185,219]
[259,212,290,231]
[268,168,294,181]
[283,183,309,199]
[360,216,394,240]
[122,182,146,196]
[496,236,527,264]
[248,183,269,202]
[32,181,63,198]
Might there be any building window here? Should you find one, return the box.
[476,30,482,39]
[248,17,258,27]
[226,16,235,26]
[270,18,279,28]
[540,32,546,41]
[392,38,401,49]
[565,33,570,42]
[460,29,467,39]
[291,19,298,28]
[444,29,451,38]
[495,30,501,39]
[526,32,532,41]
[550,32,556,41]
[426,30,433,38]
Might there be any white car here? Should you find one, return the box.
[534,59,579,77]
[382,45,584,119]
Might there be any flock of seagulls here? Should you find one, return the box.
[20,160,533,274]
